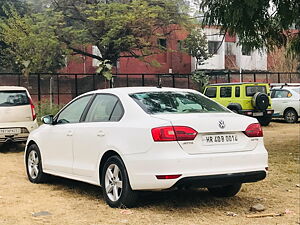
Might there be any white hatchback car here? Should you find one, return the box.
[25,87,268,207]
[0,86,38,144]
[271,87,300,123]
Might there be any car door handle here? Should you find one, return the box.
[66,131,73,136]
[97,131,105,137]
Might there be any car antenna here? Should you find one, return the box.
[157,77,162,88]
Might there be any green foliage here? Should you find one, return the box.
[200,0,300,59]
[184,28,209,66]
[0,6,67,73]
[36,100,63,124]
[95,60,113,80]
[191,70,209,93]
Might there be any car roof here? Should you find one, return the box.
[0,86,28,91]
[85,87,198,95]
[206,82,268,86]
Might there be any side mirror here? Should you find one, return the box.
[41,115,53,125]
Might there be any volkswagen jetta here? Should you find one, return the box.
[25,87,268,207]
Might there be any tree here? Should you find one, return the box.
[0,7,67,73]
[199,0,300,60]
[0,0,209,76]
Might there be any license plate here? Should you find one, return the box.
[253,112,264,116]
[0,128,21,134]
[202,134,238,145]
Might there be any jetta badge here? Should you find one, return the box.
[218,120,225,129]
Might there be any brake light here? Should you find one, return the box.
[151,126,198,141]
[29,98,37,121]
[244,123,263,137]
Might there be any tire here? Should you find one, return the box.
[25,144,48,183]
[284,109,298,123]
[101,156,138,208]
[252,92,269,110]
[208,183,242,197]
[257,115,272,126]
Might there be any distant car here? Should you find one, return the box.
[270,86,300,123]
[0,86,38,144]
[204,83,274,126]
[25,87,268,208]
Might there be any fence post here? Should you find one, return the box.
[172,74,175,87]
[37,74,41,102]
[187,74,190,89]
[253,73,256,82]
[18,74,21,86]
[75,74,78,96]
[93,74,96,90]
[228,71,231,83]
[142,74,145,86]
[57,74,60,105]
[126,74,129,87]
[278,73,280,83]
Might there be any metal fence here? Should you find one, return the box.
[0,71,299,105]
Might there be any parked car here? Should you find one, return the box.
[0,86,38,144]
[204,82,274,126]
[25,87,268,208]
[270,86,300,123]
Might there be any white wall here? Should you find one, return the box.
[195,28,225,71]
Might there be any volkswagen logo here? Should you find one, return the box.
[218,120,225,129]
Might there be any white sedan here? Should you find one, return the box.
[25,87,268,207]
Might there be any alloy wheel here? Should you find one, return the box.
[28,150,39,179]
[105,164,123,202]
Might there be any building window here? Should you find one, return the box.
[158,38,167,48]
[225,42,236,56]
[208,41,221,55]
[241,46,251,56]
[177,40,185,51]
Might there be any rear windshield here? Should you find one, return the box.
[130,91,229,114]
[0,91,30,106]
[246,86,267,96]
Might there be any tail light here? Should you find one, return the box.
[151,126,198,141]
[29,98,37,121]
[244,123,263,137]
[156,174,182,179]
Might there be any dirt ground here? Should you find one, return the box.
[0,122,299,225]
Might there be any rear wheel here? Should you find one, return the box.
[101,156,138,208]
[208,183,242,197]
[284,109,298,123]
[25,144,48,183]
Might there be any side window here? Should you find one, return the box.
[56,95,92,124]
[274,90,289,98]
[235,86,240,97]
[204,87,217,98]
[220,87,232,98]
[85,94,123,122]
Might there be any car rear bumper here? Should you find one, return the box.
[0,120,38,143]
[172,171,266,188]
[239,109,274,117]
[124,141,268,190]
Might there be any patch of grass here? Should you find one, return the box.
[35,100,63,123]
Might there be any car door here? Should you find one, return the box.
[72,94,124,178]
[271,90,290,116]
[41,94,93,174]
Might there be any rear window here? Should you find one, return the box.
[0,91,30,106]
[130,91,229,114]
[246,86,267,96]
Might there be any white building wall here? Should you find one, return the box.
[195,28,225,71]
[193,28,268,71]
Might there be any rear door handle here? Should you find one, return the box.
[67,130,73,136]
[97,131,105,137]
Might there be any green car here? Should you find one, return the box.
[204,82,274,126]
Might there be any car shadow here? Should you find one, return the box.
[43,176,256,208]
[271,119,300,124]
[0,143,25,153]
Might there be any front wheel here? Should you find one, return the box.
[25,144,48,183]
[284,109,298,123]
[101,156,138,208]
[208,183,242,197]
